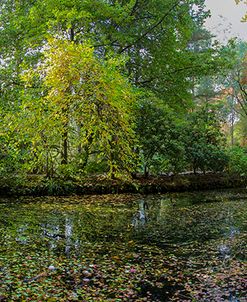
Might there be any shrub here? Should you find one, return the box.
[228,146,247,176]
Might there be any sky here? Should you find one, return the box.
[205,0,247,42]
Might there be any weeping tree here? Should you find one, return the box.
[11,38,137,179]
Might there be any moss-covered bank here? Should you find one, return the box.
[0,173,247,197]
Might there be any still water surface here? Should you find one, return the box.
[0,190,246,301]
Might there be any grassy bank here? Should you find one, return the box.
[0,173,247,197]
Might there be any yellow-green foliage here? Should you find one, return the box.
[20,38,137,178]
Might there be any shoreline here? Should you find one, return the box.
[0,173,246,197]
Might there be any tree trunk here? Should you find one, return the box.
[144,164,149,178]
[61,130,68,165]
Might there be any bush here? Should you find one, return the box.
[228,146,247,176]
[205,145,229,173]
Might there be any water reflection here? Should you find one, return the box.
[132,199,148,229]
[0,191,246,301]
[16,224,29,244]
[42,223,61,239]
[218,243,231,260]
[65,217,73,255]
[1,192,246,256]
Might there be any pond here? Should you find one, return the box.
[0,190,246,301]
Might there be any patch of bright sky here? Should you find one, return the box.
[205,0,247,42]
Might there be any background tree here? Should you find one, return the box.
[136,95,185,176]
[184,103,229,174]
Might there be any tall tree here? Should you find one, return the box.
[1,0,221,108]
[19,38,137,178]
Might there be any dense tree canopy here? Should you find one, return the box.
[0,0,245,179]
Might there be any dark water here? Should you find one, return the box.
[0,190,246,301]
